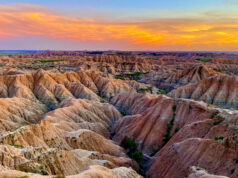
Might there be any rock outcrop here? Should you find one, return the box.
[0,97,47,134]
[140,65,220,91]
[0,164,142,178]
[188,167,229,178]
[0,98,139,176]
[112,91,218,155]
[1,51,238,177]
[112,91,238,177]
[168,74,238,109]
[0,69,153,109]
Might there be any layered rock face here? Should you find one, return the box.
[188,167,229,178]
[0,98,140,177]
[162,65,219,86]
[0,69,153,109]
[140,65,220,91]
[0,51,238,177]
[112,91,238,178]
[0,165,142,178]
[3,51,238,76]
[168,74,238,109]
[0,145,137,176]
[112,91,214,155]
[73,61,163,75]
[0,97,47,134]
[0,59,151,177]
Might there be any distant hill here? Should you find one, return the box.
[0,50,40,56]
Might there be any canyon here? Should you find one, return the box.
[0,51,238,178]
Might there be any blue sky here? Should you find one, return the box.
[1,0,237,17]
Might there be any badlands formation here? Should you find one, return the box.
[0,51,238,178]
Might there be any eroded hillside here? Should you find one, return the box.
[0,51,238,178]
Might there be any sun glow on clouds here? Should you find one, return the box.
[0,4,238,50]
[0,6,163,45]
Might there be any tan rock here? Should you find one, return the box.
[169,75,238,109]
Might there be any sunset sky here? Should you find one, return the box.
[0,0,238,51]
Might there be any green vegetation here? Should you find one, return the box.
[14,176,28,178]
[53,175,66,178]
[0,51,28,56]
[0,53,25,56]
[175,128,180,133]
[137,86,153,94]
[157,88,167,95]
[213,68,231,74]
[163,116,175,144]
[123,138,137,152]
[163,104,177,145]
[114,75,126,80]
[108,52,132,56]
[210,111,219,119]
[196,167,202,171]
[213,120,223,126]
[132,151,143,163]
[198,66,203,78]
[120,111,127,116]
[122,138,143,164]
[39,166,48,175]
[39,59,67,63]
[196,58,213,62]
[100,99,105,103]
[26,166,48,175]
[10,144,23,149]
[214,136,224,141]
[114,72,147,81]
[172,104,177,112]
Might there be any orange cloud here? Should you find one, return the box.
[0,4,238,50]
[0,6,164,45]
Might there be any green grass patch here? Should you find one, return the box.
[210,111,219,119]
[120,111,127,116]
[213,120,223,126]
[122,138,143,164]
[53,175,66,178]
[114,75,125,80]
[163,115,175,144]
[163,104,177,145]
[157,88,167,95]
[137,86,153,94]
[39,59,67,63]
[100,99,105,103]
[114,72,147,81]
[39,166,48,175]
[123,138,137,152]
[10,144,23,149]
[196,58,213,62]
[132,151,143,163]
